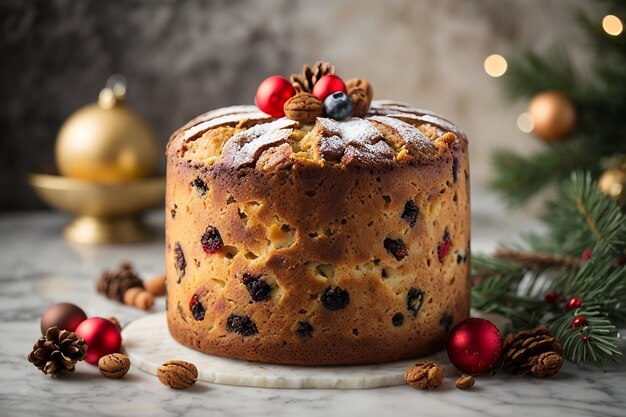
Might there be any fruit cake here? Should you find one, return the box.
[165,63,470,365]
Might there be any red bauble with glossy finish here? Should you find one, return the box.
[571,316,587,328]
[40,302,87,334]
[255,76,295,118]
[312,75,347,101]
[447,318,503,375]
[75,317,122,364]
[566,297,582,311]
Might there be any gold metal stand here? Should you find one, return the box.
[28,172,165,244]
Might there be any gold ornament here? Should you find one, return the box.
[55,76,158,183]
[29,75,165,245]
[527,91,576,142]
[598,168,626,208]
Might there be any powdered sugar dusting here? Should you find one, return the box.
[315,117,395,165]
[368,116,436,155]
[221,118,297,167]
[184,111,270,140]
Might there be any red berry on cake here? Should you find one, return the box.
[312,74,347,101]
[255,75,296,118]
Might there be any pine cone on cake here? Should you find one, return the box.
[28,327,88,378]
[97,262,144,302]
[290,61,336,93]
[502,325,564,377]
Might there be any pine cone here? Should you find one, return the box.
[97,262,144,302]
[290,61,335,94]
[502,325,564,377]
[28,327,87,378]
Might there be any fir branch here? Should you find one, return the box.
[493,247,583,270]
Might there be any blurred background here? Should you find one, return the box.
[0,0,592,211]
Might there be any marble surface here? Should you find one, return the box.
[1,189,625,416]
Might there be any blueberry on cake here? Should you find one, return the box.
[165,62,470,365]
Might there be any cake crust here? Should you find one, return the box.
[166,101,470,365]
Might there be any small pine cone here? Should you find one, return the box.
[97,262,144,302]
[28,327,87,378]
[290,61,335,93]
[502,325,564,377]
[404,361,444,389]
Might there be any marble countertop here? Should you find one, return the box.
[1,189,624,417]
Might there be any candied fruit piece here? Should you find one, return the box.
[201,225,224,254]
[407,287,425,317]
[384,238,408,261]
[440,311,453,332]
[320,286,350,310]
[437,228,452,262]
[242,273,272,302]
[191,177,208,196]
[226,314,258,336]
[189,294,205,321]
[174,241,186,283]
[295,321,314,337]
[401,200,419,228]
[392,312,405,327]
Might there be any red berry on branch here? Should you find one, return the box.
[566,297,582,311]
[617,256,626,267]
[571,316,587,328]
[255,76,296,118]
[581,335,590,343]
[312,75,347,101]
[581,248,593,261]
[544,291,559,303]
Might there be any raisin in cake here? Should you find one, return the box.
[165,99,470,365]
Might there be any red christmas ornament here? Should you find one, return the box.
[40,302,87,334]
[447,318,503,375]
[255,76,296,118]
[566,297,582,311]
[571,316,587,328]
[312,74,347,101]
[581,248,593,261]
[544,291,559,304]
[75,317,122,365]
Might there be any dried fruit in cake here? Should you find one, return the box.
[440,311,453,332]
[200,225,224,254]
[384,238,408,261]
[407,288,425,317]
[189,294,205,321]
[174,242,186,283]
[320,286,350,310]
[242,273,272,302]
[295,321,314,337]
[226,314,258,336]
[191,177,208,196]
[437,228,452,262]
[392,312,405,327]
[401,200,419,227]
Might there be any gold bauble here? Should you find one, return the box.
[527,91,576,142]
[55,82,158,183]
[598,168,626,208]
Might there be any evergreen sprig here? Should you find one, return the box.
[473,172,626,370]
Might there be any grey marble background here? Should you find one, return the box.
[0,0,591,210]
